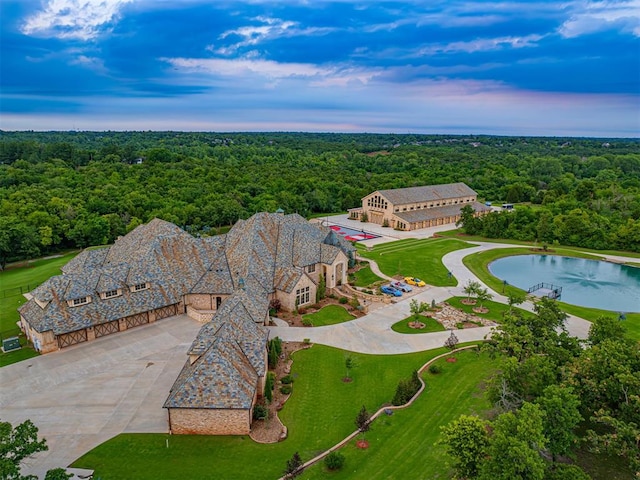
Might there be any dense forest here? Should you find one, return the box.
[1,132,639,267]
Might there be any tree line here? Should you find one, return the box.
[1,132,639,267]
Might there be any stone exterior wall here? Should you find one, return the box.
[186,305,215,323]
[168,408,251,435]
[19,316,57,353]
[326,252,349,288]
[279,274,316,312]
[185,293,226,310]
[359,190,478,231]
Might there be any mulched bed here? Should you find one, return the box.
[250,341,311,444]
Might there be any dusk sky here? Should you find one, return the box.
[1,0,639,136]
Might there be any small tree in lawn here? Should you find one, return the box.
[463,280,481,304]
[345,356,353,381]
[475,287,493,311]
[409,299,428,320]
[355,405,371,436]
[283,451,304,478]
[444,330,459,360]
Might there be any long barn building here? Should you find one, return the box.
[349,182,490,230]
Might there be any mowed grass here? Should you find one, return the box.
[72,345,471,479]
[351,263,384,287]
[438,229,640,260]
[0,252,78,366]
[391,315,446,334]
[446,296,532,323]
[462,248,640,340]
[302,305,355,326]
[358,238,473,287]
[301,350,494,479]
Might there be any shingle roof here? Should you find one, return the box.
[374,182,477,206]
[394,201,490,223]
[20,212,355,414]
[20,219,211,334]
[164,336,258,409]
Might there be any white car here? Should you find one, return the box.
[391,281,413,292]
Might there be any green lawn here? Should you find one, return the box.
[445,296,531,324]
[351,263,384,287]
[72,345,471,479]
[0,252,79,366]
[357,238,473,287]
[391,315,446,334]
[462,248,640,340]
[438,229,640,260]
[301,350,494,479]
[302,305,355,326]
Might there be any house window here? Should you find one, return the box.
[295,286,310,306]
[307,264,316,274]
[104,289,120,299]
[133,283,148,292]
[72,297,89,306]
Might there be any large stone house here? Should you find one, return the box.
[348,182,490,231]
[18,212,355,435]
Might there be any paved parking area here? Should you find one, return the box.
[0,315,202,478]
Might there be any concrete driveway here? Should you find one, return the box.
[0,315,202,478]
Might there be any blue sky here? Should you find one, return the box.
[1,0,639,136]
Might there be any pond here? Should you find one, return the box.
[489,255,640,313]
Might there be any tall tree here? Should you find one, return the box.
[535,385,582,462]
[0,419,48,480]
[479,403,547,480]
[439,415,489,479]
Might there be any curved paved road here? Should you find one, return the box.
[270,240,638,349]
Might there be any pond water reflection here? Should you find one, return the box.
[489,255,640,313]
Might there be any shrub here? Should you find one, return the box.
[303,338,311,344]
[280,385,292,395]
[328,293,337,299]
[349,297,360,308]
[428,364,441,374]
[281,375,294,384]
[269,298,282,312]
[298,307,307,315]
[302,317,312,327]
[324,451,345,471]
[456,322,465,329]
[392,370,422,405]
[253,404,268,420]
[265,372,276,402]
[339,296,348,304]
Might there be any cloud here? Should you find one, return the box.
[416,34,545,55]
[211,16,334,55]
[163,56,332,79]
[21,0,134,40]
[559,0,640,37]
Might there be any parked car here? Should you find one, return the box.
[404,276,426,287]
[381,285,403,297]
[391,280,413,292]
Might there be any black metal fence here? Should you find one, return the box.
[0,284,40,299]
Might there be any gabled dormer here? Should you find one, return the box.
[67,295,92,307]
